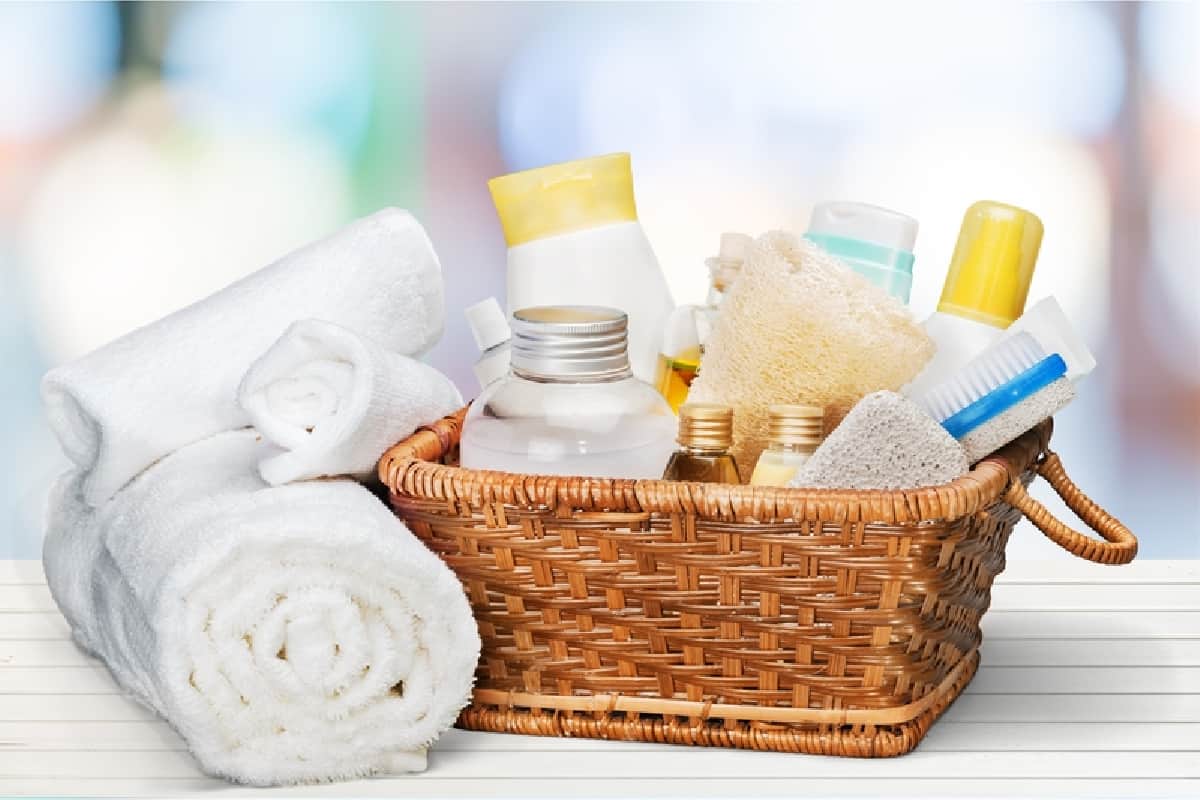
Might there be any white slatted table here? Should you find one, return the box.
[2,559,1197,798]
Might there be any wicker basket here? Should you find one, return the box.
[379,407,1137,757]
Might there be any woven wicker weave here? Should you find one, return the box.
[379,408,1136,757]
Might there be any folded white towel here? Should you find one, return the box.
[43,430,480,786]
[238,319,462,486]
[42,208,444,507]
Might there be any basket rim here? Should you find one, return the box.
[378,406,1051,524]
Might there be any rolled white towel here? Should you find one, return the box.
[43,430,480,786]
[239,319,462,486]
[42,208,444,507]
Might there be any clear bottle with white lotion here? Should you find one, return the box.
[488,153,675,384]
[460,306,677,479]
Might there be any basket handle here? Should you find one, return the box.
[1003,451,1137,565]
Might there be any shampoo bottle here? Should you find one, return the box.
[904,201,1043,399]
[805,202,918,303]
[488,153,675,384]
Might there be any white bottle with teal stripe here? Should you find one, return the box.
[804,202,918,303]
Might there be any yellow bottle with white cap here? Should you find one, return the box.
[904,201,1043,399]
[488,153,675,384]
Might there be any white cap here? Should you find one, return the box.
[807,202,918,253]
[464,297,511,351]
[717,232,752,263]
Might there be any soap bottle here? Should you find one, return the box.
[662,403,741,484]
[460,306,677,479]
[904,201,1043,399]
[749,404,824,487]
[488,153,675,384]
[804,202,918,303]
[464,297,511,391]
[653,233,751,412]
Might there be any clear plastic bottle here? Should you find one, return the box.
[460,306,677,479]
[749,404,824,487]
[464,297,511,391]
[662,403,741,484]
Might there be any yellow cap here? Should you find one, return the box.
[937,201,1044,328]
[488,153,639,247]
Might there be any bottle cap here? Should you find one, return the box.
[677,403,734,451]
[510,306,630,379]
[937,201,1043,328]
[464,297,511,352]
[766,404,824,449]
[488,153,638,247]
[805,202,918,302]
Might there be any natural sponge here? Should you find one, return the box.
[687,232,934,471]
[791,391,969,490]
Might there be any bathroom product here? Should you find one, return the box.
[662,403,741,483]
[653,232,753,411]
[791,391,969,490]
[704,231,752,312]
[238,319,462,485]
[1000,295,1097,381]
[748,404,823,486]
[687,230,934,470]
[916,331,1078,463]
[904,201,1043,399]
[460,306,676,478]
[805,201,918,302]
[41,208,445,507]
[654,305,703,412]
[464,297,512,390]
[43,429,480,786]
[488,153,674,383]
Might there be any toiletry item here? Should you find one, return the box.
[999,295,1096,381]
[654,305,703,412]
[238,319,463,485]
[904,201,1043,399]
[704,232,752,311]
[488,153,675,383]
[791,391,969,490]
[916,331,1078,462]
[749,404,823,486]
[465,297,512,389]
[805,202,918,302]
[43,430,479,786]
[662,403,741,483]
[460,306,676,478]
[41,208,445,508]
[687,230,934,470]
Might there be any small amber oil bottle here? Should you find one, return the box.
[662,403,741,483]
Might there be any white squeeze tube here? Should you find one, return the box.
[487,153,675,384]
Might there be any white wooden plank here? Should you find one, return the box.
[0,613,71,640]
[0,721,185,751]
[0,777,1195,799]
[1,749,1197,780]
[981,611,1200,638]
[942,693,1200,722]
[989,583,1200,610]
[981,638,1200,666]
[5,664,1196,697]
[0,562,44,585]
[0,586,54,612]
[0,640,95,667]
[995,560,1199,583]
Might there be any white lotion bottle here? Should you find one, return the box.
[488,153,675,384]
[904,201,1044,399]
[464,297,511,391]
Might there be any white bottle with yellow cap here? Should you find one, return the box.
[904,201,1043,399]
[488,153,675,384]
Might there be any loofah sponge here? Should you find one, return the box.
[791,391,969,490]
[688,232,934,471]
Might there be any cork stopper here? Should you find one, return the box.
[677,403,734,451]
[767,404,824,451]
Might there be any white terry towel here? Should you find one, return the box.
[239,319,462,486]
[42,208,444,508]
[43,430,480,786]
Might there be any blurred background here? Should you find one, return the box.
[0,2,1196,559]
